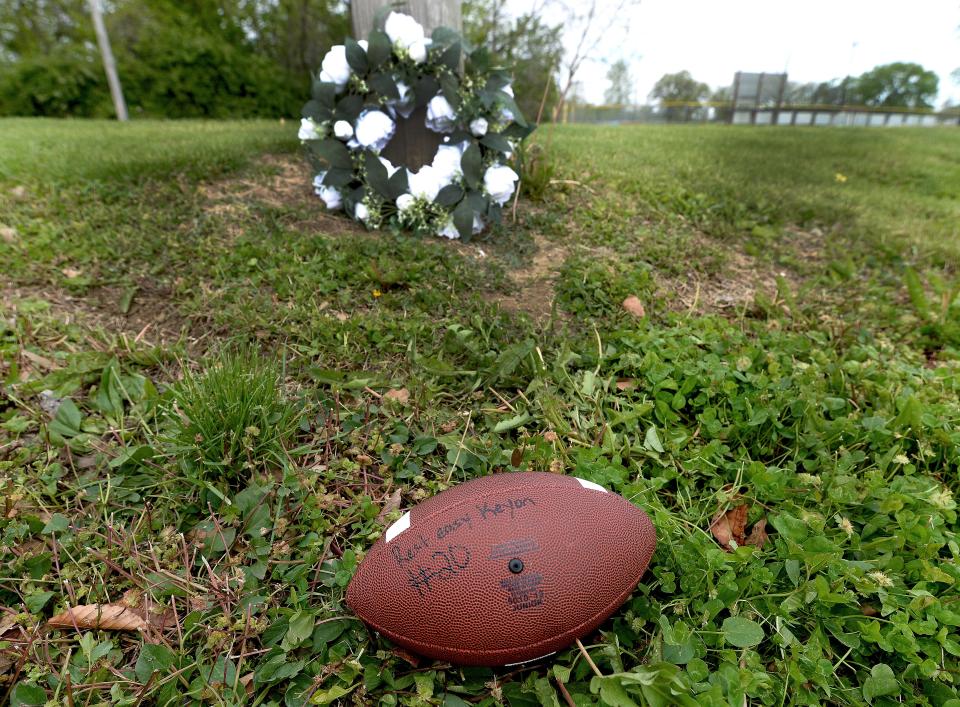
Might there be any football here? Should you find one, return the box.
[345,471,656,666]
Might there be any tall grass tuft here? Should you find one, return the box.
[166,349,299,485]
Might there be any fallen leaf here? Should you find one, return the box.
[744,518,769,548]
[22,350,58,371]
[622,296,646,317]
[48,604,147,631]
[392,646,421,667]
[710,504,748,551]
[61,267,83,279]
[0,226,16,243]
[239,672,255,696]
[511,447,524,467]
[616,378,636,391]
[860,604,879,617]
[384,388,410,404]
[11,186,27,200]
[377,488,402,522]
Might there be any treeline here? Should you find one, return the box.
[0,0,561,120]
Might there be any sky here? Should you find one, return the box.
[510,0,960,106]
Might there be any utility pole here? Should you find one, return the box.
[88,0,128,121]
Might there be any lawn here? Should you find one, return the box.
[1,118,959,706]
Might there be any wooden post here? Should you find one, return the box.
[88,0,128,121]
[352,0,461,171]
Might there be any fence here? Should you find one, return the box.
[561,101,960,127]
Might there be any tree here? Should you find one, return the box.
[650,70,708,121]
[463,0,563,121]
[850,62,938,109]
[604,59,632,105]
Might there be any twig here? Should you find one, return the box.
[576,638,603,677]
[556,674,577,707]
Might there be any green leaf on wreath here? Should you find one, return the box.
[480,133,512,154]
[334,94,365,122]
[465,190,487,213]
[440,75,460,108]
[461,143,482,190]
[364,152,392,200]
[413,76,440,107]
[431,26,461,47]
[453,200,474,240]
[323,168,354,188]
[301,100,330,122]
[499,92,528,126]
[502,122,535,140]
[469,47,491,72]
[387,169,409,200]
[488,203,503,223]
[435,184,464,207]
[372,5,393,31]
[439,42,461,72]
[308,139,351,170]
[486,74,511,92]
[369,73,400,101]
[311,80,337,109]
[367,30,391,69]
[345,38,368,74]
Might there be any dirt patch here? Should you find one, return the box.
[486,231,571,321]
[199,153,361,237]
[659,227,827,314]
[0,281,206,350]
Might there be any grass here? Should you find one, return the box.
[1,118,959,706]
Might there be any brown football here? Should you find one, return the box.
[345,471,656,666]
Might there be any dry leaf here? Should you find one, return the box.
[11,186,27,200]
[615,378,636,391]
[709,505,748,551]
[239,672,255,696]
[377,488,402,523]
[61,267,82,279]
[745,518,769,548]
[384,388,410,404]
[48,604,148,632]
[392,646,421,667]
[22,350,57,371]
[334,311,349,322]
[622,296,646,318]
[511,447,524,467]
[0,226,16,243]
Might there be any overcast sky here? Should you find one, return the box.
[511,0,960,106]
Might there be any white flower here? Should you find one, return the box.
[436,214,484,239]
[396,193,415,212]
[437,217,459,239]
[469,117,488,137]
[483,164,519,205]
[387,80,415,119]
[355,110,395,152]
[409,39,427,63]
[355,202,370,222]
[299,118,322,141]
[313,174,342,210]
[334,120,354,140]
[321,45,351,91]
[426,94,457,132]
[431,141,467,183]
[385,12,425,52]
[407,165,443,202]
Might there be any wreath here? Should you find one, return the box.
[298,10,533,240]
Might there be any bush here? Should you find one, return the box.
[0,51,112,117]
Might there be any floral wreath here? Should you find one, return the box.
[299,10,533,240]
